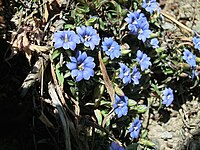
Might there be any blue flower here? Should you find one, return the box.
[53,30,80,50]
[113,95,128,118]
[135,19,152,42]
[131,66,141,85]
[76,26,100,50]
[150,38,159,48]
[110,142,125,150]
[191,69,198,79]
[66,51,95,82]
[162,87,174,107]
[193,37,200,50]
[125,11,146,31]
[142,0,159,14]
[102,37,121,60]
[125,11,151,42]
[129,117,141,139]
[119,63,131,85]
[136,50,152,71]
[183,49,196,67]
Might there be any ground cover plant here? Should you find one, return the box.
[1,0,200,150]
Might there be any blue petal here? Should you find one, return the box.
[136,50,143,60]
[77,51,87,62]
[76,26,85,37]
[70,57,77,63]
[85,62,95,68]
[84,67,94,76]
[63,42,70,49]
[71,69,79,78]
[66,62,77,70]
[91,35,100,45]
[84,41,90,47]
[68,42,76,50]
[53,31,64,41]
[83,70,91,80]
[89,42,95,50]
[121,106,128,116]
[54,39,64,49]
[76,71,83,82]
[84,57,94,63]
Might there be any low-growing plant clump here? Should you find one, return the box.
[2,0,200,149]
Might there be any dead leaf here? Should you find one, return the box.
[29,44,49,52]
[98,51,115,104]
[43,3,49,23]
[22,31,30,48]
[53,0,67,7]
[24,47,32,64]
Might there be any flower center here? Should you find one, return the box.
[78,63,84,70]
[117,103,124,107]
[108,46,114,52]
[64,34,69,42]
[167,94,171,100]
[188,54,193,60]
[138,29,143,34]
[85,35,91,41]
[133,126,138,131]
[147,1,151,6]
[132,20,138,25]
[124,71,129,76]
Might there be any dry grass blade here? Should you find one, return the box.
[98,51,116,128]
[48,82,71,150]
[98,51,115,104]
[29,44,49,52]
[43,3,49,23]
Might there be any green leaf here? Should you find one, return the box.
[76,5,90,13]
[85,17,98,26]
[141,129,148,138]
[95,0,110,9]
[100,100,110,106]
[114,86,124,96]
[128,99,137,107]
[99,18,105,30]
[155,47,164,53]
[136,105,147,113]
[51,49,60,60]
[163,68,174,75]
[64,24,75,29]
[139,139,155,147]
[121,49,131,55]
[125,143,138,150]
[94,109,102,126]
[101,110,110,126]
[196,56,200,63]
[56,64,64,86]
[64,70,71,78]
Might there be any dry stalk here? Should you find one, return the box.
[48,82,71,150]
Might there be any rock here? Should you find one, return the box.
[160,131,173,140]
